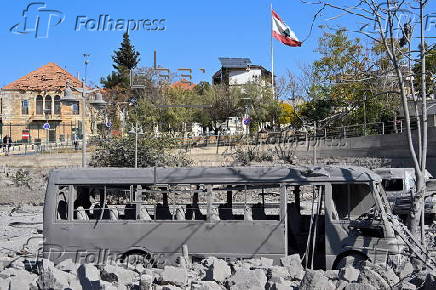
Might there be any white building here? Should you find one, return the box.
[212,58,272,87]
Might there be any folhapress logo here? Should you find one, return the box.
[10,2,65,39]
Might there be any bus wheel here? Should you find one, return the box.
[121,250,156,269]
[333,252,367,270]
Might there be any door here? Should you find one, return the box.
[324,183,386,269]
[287,184,326,269]
[49,129,56,142]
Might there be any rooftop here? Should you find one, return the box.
[51,166,381,185]
[2,62,86,92]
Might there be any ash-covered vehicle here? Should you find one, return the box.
[44,166,411,270]
[374,168,436,219]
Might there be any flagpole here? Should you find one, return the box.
[270,3,275,99]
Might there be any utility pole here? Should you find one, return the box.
[313,122,317,165]
[129,121,144,168]
[82,53,90,168]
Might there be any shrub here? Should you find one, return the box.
[89,135,192,168]
[232,146,274,166]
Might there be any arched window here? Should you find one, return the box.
[54,95,61,115]
[72,103,80,115]
[45,95,52,115]
[36,95,43,115]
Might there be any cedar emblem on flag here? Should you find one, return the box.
[272,10,302,47]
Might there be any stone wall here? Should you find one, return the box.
[0,89,90,143]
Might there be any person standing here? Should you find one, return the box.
[2,135,7,153]
[3,135,11,156]
[73,133,79,151]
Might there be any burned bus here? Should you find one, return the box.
[43,166,405,269]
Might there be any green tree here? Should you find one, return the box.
[101,32,141,89]
[112,32,141,71]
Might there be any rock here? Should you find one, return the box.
[155,285,182,290]
[101,280,118,290]
[192,262,207,280]
[0,257,13,272]
[269,266,290,281]
[325,269,339,281]
[399,262,414,280]
[161,266,187,287]
[340,266,360,282]
[0,278,10,290]
[101,264,138,286]
[139,274,153,290]
[257,257,274,267]
[56,258,79,275]
[345,282,377,290]
[280,254,305,280]
[2,268,38,290]
[336,280,349,290]
[270,280,296,290]
[203,257,231,282]
[77,263,101,289]
[358,267,389,289]
[238,257,274,269]
[229,268,267,290]
[37,259,76,290]
[135,263,147,274]
[383,267,400,286]
[192,281,224,290]
[280,254,301,267]
[399,281,416,290]
[300,270,336,290]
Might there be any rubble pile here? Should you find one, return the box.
[0,167,48,205]
[0,253,435,289]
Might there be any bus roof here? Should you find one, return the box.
[51,166,381,185]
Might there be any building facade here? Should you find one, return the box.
[212,58,272,86]
[0,62,91,143]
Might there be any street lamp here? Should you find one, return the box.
[241,97,252,136]
[62,81,107,167]
[129,122,144,168]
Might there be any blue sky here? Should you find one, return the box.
[0,0,434,88]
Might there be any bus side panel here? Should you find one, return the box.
[43,171,58,260]
[46,221,286,265]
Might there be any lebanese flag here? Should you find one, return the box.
[272,10,302,47]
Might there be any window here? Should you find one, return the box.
[68,183,282,223]
[57,186,69,220]
[54,95,61,115]
[381,179,403,191]
[331,184,376,220]
[212,184,280,221]
[36,95,43,115]
[45,95,52,115]
[21,100,29,115]
[72,103,80,115]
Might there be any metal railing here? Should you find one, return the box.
[0,140,80,156]
[173,118,422,150]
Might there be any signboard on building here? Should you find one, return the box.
[243,117,251,125]
[22,130,30,140]
[43,122,50,130]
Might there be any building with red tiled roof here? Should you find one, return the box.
[2,62,89,92]
[170,79,196,90]
[0,63,94,143]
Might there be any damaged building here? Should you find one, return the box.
[0,62,94,143]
